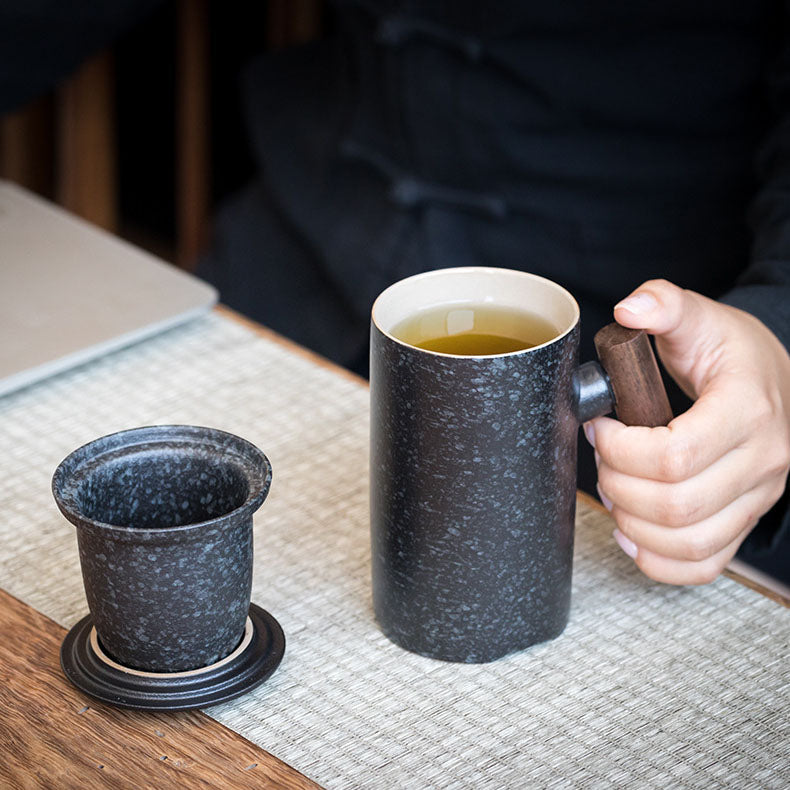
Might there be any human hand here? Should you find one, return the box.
[584,279,790,584]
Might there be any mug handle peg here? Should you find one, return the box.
[593,323,673,427]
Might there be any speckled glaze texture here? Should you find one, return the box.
[52,426,272,672]
[371,324,579,663]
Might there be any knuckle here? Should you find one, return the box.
[682,530,717,563]
[593,426,618,465]
[612,512,639,542]
[687,560,723,586]
[753,429,790,482]
[686,563,721,585]
[613,509,634,531]
[635,553,725,586]
[773,435,790,475]
[658,437,695,482]
[596,463,615,492]
[642,277,673,292]
[767,474,788,506]
[767,447,790,481]
[744,386,784,432]
[750,396,774,427]
[655,486,700,527]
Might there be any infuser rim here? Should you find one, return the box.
[51,424,272,538]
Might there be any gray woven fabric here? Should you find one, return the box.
[0,313,787,789]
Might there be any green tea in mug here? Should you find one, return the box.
[390,303,559,355]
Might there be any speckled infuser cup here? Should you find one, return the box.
[370,267,671,663]
[52,425,272,673]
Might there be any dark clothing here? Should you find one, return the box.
[198,1,790,580]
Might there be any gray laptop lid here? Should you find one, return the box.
[0,181,217,396]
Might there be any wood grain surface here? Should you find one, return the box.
[0,588,321,790]
[593,323,673,427]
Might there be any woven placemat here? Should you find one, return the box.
[1,312,787,789]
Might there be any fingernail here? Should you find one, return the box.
[583,422,595,448]
[596,483,613,511]
[613,528,638,559]
[615,292,658,315]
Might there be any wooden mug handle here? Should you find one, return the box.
[593,323,673,427]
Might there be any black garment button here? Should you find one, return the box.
[376,14,483,62]
[390,177,507,219]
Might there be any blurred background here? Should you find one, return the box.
[0,0,325,271]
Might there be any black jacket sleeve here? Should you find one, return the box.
[721,5,790,347]
[722,7,790,554]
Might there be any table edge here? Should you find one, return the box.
[0,587,323,789]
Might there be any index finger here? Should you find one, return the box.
[588,383,748,483]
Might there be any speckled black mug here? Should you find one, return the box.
[52,425,272,672]
[370,267,666,663]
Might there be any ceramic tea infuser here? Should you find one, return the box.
[53,425,285,710]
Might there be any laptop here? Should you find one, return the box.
[0,181,217,396]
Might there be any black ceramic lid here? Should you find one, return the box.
[60,603,285,711]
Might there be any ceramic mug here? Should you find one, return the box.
[52,425,272,672]
[370,267,670,663]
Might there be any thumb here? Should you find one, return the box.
[612,279,719,396]
[613,279,710,357]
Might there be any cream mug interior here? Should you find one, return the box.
[372,266,580,353]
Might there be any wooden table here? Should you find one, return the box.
[1,307,787,790]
